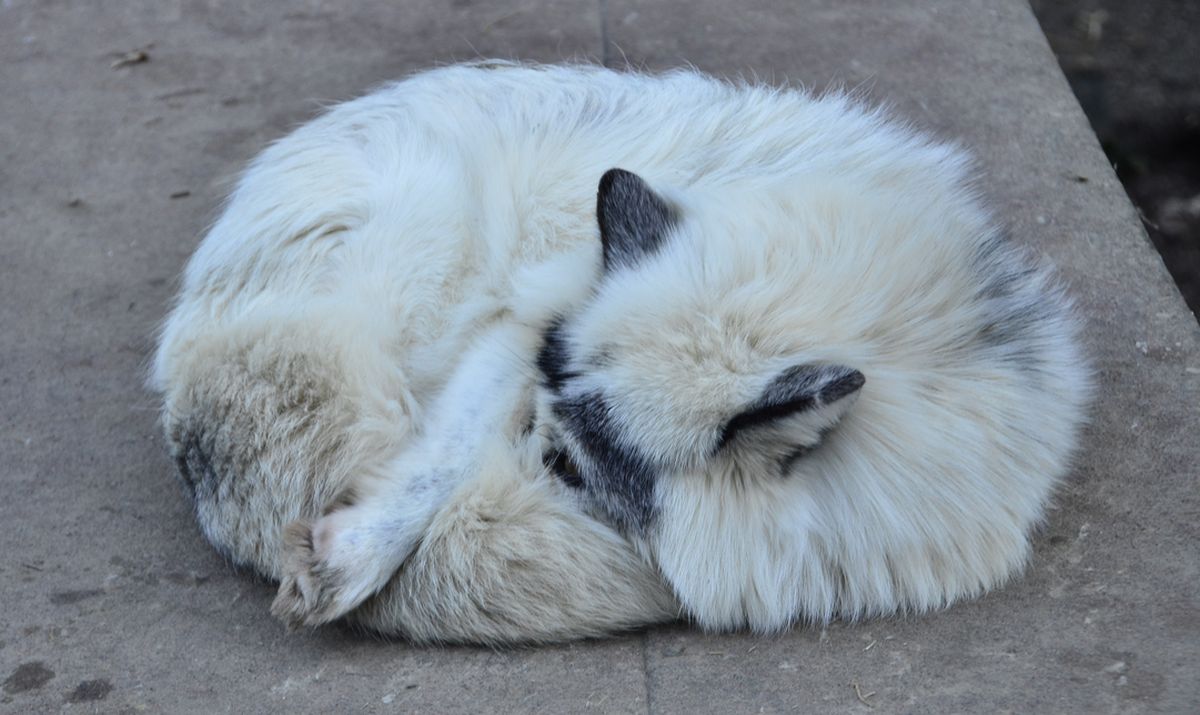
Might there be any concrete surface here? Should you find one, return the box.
[1032,0,1200,317]
[1,0,1196,712]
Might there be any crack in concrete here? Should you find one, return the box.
[599,0,612,67]
[641,629,655,715]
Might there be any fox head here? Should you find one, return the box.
[531,169,866,535]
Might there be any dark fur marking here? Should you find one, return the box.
[172,419,221,504]
[815,368,866,404]
[167,417,261,572]
[597,169,679,272]
[717,365,864,450]
[535,317,579,392]
[553,391,657,534]
[970,234,1055,374]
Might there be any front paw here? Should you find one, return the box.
[271,509,396,629]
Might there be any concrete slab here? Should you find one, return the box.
[1,0,1195,712]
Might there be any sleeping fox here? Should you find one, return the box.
[152,61,1091,644]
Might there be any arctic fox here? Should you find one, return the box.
[152,61,1091,644]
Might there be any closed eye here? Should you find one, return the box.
[543,448,584,489]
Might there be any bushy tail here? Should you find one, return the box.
[158,312,407,580]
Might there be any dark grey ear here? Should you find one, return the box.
[717,365,865,450]
[596,168,679,271]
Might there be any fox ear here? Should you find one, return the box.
[596,168,679,271]
[717,364,865,451]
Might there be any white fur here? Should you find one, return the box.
[280,323,542,622]
[153,61,1090,642]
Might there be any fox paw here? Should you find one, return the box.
[271,508,397,629]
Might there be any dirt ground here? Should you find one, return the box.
[1033,0,1200,317]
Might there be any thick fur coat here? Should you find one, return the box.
[152,62,1091,644]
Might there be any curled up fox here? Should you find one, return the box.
[152,62,1091,644]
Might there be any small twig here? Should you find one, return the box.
[110,43,154,69]
[851,681,876,708]
[1134,204,1161,232]
[863,640,877,651]
[482,9,523,32]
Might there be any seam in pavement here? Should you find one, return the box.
[641,629,655,715]
[599,0,612,67]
